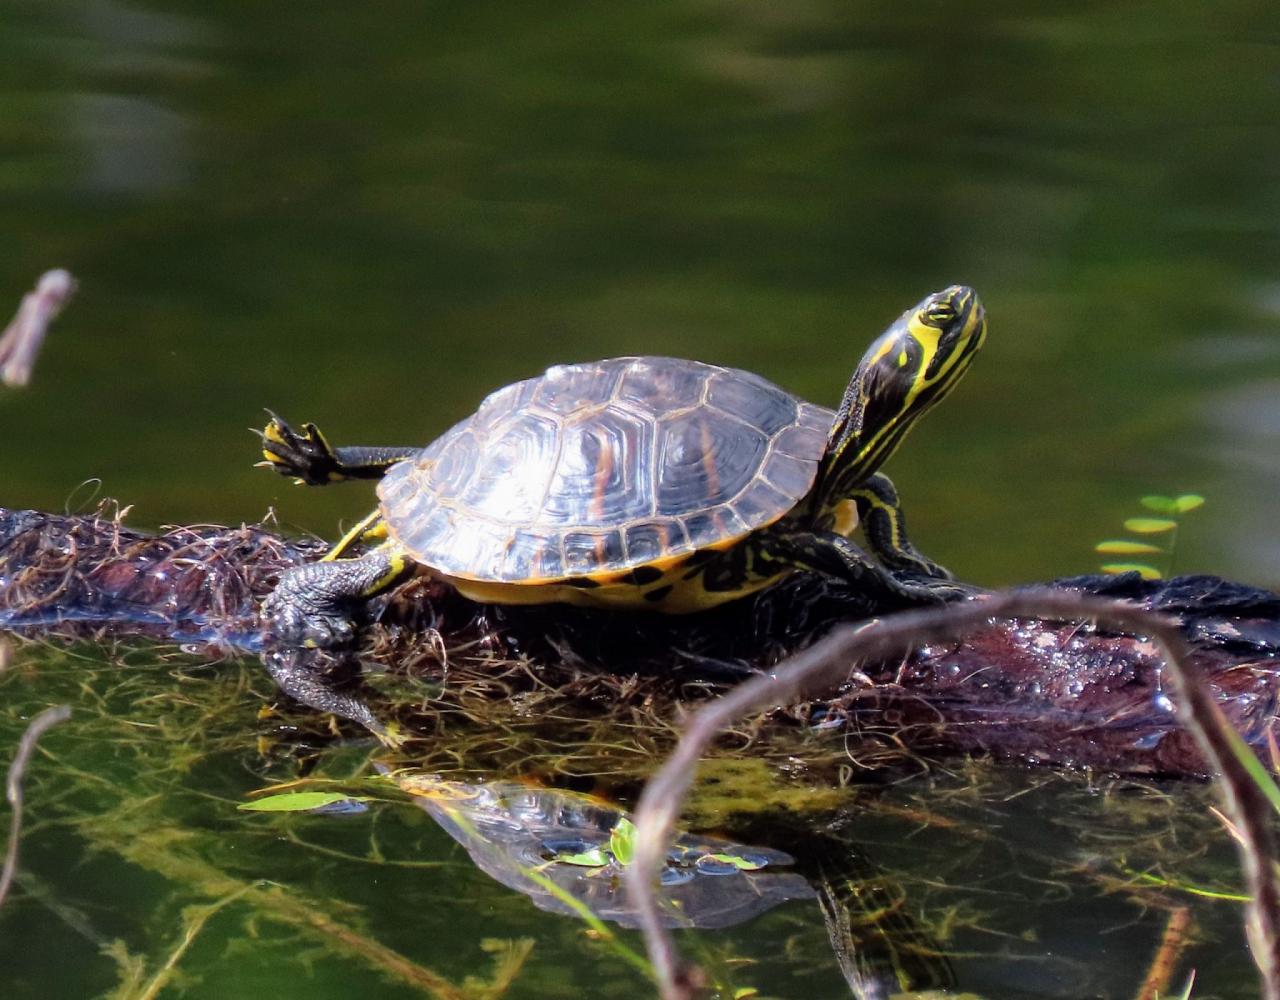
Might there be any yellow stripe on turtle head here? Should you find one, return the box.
[820,286,986,505]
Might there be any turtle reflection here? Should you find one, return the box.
[381,769,956,994]
[385,767,812,930]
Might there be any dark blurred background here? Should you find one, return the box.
[3,0,1278,588]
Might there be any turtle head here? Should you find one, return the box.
[818,285,986,504]
[880,283,986,415]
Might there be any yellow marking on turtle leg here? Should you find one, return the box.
[322,509,384,562]
[849,486,904,554]
[359,547,409,597]
[850,477,948,578]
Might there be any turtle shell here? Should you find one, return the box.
[377,356,833,583]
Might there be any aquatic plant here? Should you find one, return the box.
[1096,494,1205,580]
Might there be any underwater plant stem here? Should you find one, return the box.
[290,894,475,999]
[628,591,1280,1000]
[0,704,71,909]
[1133,905,1193,1000]
[522,868,654,979]
[125,887,252,1000]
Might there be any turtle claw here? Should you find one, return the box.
[256,411,343,485]
[893,574,984,604]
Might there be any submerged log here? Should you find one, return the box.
[1,505,1278,775]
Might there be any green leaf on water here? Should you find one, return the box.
[238,792,368,812]
[1101,563,1163,580]
[555,847,609,867]
[1140,495,1178,515]
[609,818,636,867]
[1095,540,1163,555]
[1123,517,1178,534]
[706,853,766,871]
[1175,494,1205,513]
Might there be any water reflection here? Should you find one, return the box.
[1,1,1278,997]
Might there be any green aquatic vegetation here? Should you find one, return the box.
[609,816,637,867]
[0,651,545,999]
[237,791,373,812]
[551,846,609,868]
[518,868,654,977]
[101,887,253,1000]
[547,816,762,873]
[682,755,852,824]
[1096,494,1205,579]
[1122,868,1250,903]
[0,632,1269,998]
[704,854,764,872]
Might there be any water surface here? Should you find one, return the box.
[1,2,1278,997]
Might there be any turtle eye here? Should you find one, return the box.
[926,303,956,326]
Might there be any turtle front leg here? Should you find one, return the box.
[257,412,418,485]
[759,527,975,606]
[262,545,410,649]
[850,472,952,580]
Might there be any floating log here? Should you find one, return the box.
[2,505,1278,775]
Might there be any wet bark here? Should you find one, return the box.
[2,505,1277,776]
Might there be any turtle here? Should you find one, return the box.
[258,284,985,651]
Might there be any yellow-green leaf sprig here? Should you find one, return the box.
[1096,494,1204,580]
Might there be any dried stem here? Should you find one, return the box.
[0,704,72,908]
[1133,905,1193,1000]
[627,591,1280,1000]
[0,270,77,388]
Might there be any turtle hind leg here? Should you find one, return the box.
[758,527,977,607]
[256,412,418,485]
[262,546,410,649]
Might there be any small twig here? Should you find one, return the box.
[1133,905,1193,1000]
[0,269,77,387]
[627,591,1280,1000]
[0,704,72,908]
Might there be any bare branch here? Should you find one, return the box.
[0,705,72,908]
[0,269,77,388]
[626,591,1280,1000]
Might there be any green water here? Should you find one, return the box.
[1,1,1278,996]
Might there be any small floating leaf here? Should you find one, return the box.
[1095,540,1163,555]
[1123,517,1177,534]
[1175,494,1205,513]
[1139,495,1177,515]
[609,818,637,867]
[705,853,766,871]
[238,792,368,812]
[1101,563,1163,580]
[556,847,609,867]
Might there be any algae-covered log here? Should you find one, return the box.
[2,505,1279,776]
